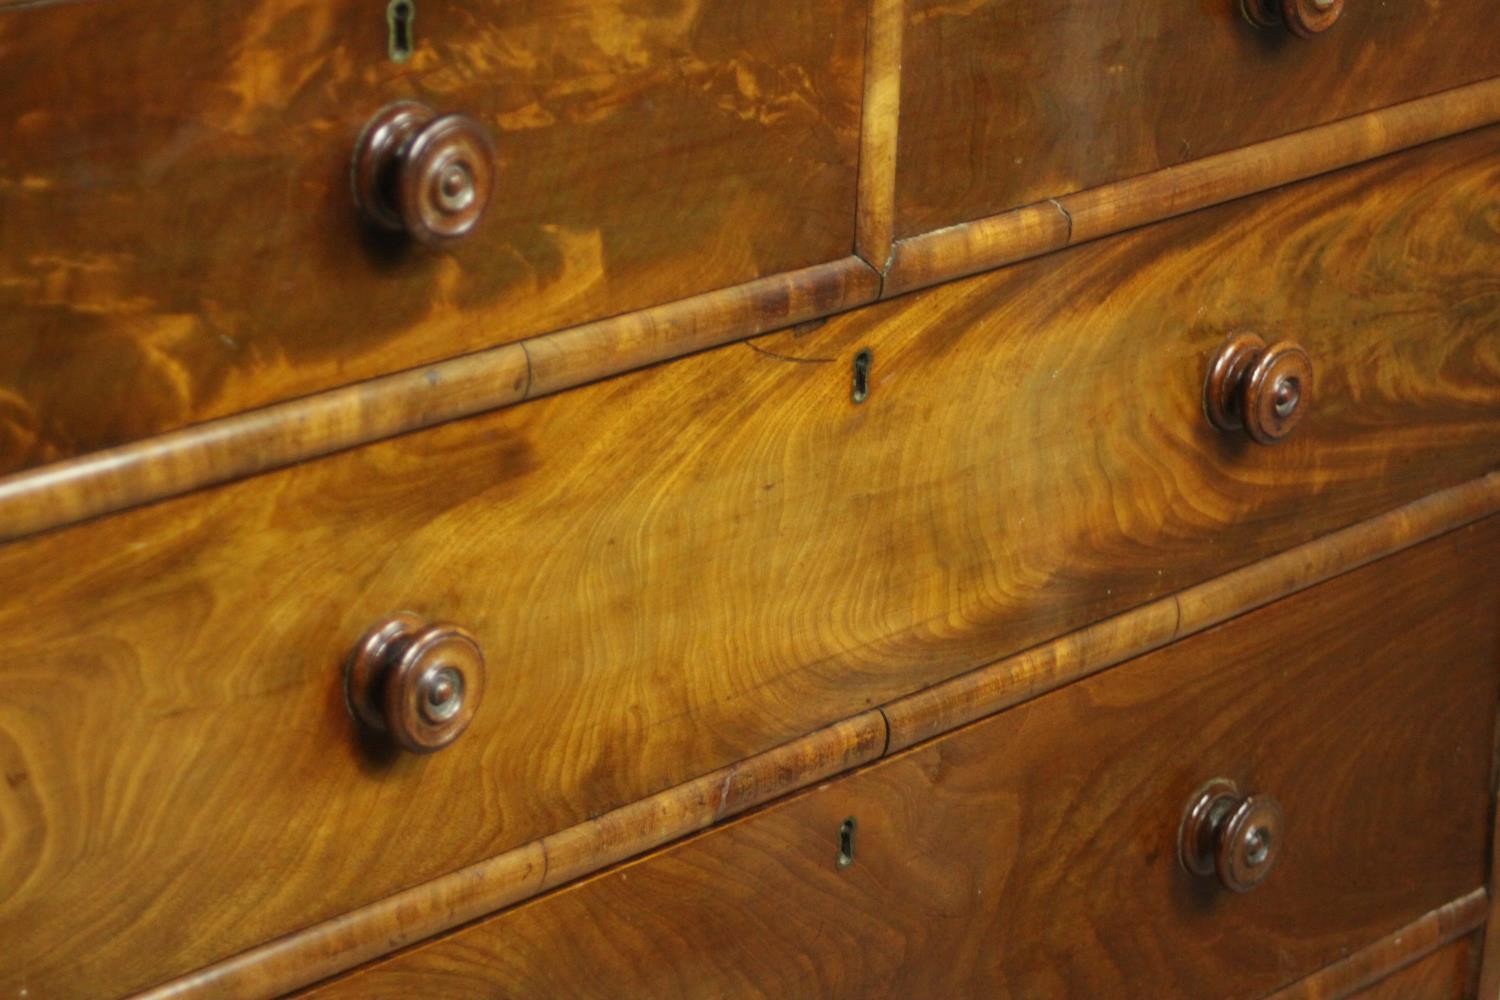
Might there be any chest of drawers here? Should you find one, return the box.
[1,1,1497,998]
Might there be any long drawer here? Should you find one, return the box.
[894,0,1500,237]
[2,126,1498,996]
[0,0,866,475]
[307,518,1500,998]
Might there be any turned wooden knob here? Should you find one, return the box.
[344,612,485,753]
[1204,333,1313,444]
[1241,0,1344,36]
[1179,778,1284,893]
[352,102,496,244]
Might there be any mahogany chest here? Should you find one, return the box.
[1,1,1497,997]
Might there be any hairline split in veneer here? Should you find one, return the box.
[0,257,881,545]
[130,473,1500,1000]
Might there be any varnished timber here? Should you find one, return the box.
[305,528,1500,999]
[131,714,886,1000]
[123,475,1500,1000]
[1347,939,1479,1000]
[0,0,867,475]
[4,91,1500,539]
[7,130,1500,996]
[885,79,1500,297]
[895,0,1500,237]
[854,0,903,272]
[0,257,879,544]
[886,473,1500,752]
[1267,895,1487,1000]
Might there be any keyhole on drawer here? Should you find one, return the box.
[837,817,857,870]
[387,0,415,63]
[851,349,872,404]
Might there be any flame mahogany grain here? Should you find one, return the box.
[0,0,867,474]
[300,525,1500,999]
[3,127,1500,997]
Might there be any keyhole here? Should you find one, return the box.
[388,0,415,63]
[851,348,872,404]
[836,817,857,870]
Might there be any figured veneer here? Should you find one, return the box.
[124,475,1500,1000]
[894,0,1500,236]
[300,525,1500,999]
[4,127,1500,996]
[0,0,867,474]
[2,87,1497,537]
[884,79,1500,296]
[0,257,880,544]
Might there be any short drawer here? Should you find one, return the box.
[1,126,1498,996]
[0,0,866,475]
[309,518,1500,998]
[894,0,1500,237]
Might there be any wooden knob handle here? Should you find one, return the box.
[1179,778,1285,893]
[1204,333,1314,444]
[352,102,496,244]
[344,612,485,753]
[1241,0,1344,36]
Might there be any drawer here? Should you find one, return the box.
[894,0,1500,237]
[0,0,866,475]
[2,126,1498,996]
[307,518,1500,998]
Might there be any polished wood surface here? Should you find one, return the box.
[5,128,1500,995]
[1267,895,1487,1000]
[884,81,1500,296]
[0,257,879,544]
[893,0,1500,237]
[0,0,866,475]
[854,0,904,272]
[1347,937,1477,1000]
[132,476,1500,1000]
[306,525,1500,999]
[4,92,1495,539]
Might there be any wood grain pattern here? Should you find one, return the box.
[132,713,887,1000]
[1268,899,1487,1000]
[4,126,1500,997]
[0,0,867,475]
[894,0,1500,237]
[1347,938,1477,1000]
[306,526,1500,999]
[0,257,879,544]
[885,79,1500,296]
[854,0,903,272]
[130,475,1500,1000]
[5,89,1496,537]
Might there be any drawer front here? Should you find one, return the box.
[309,519,1500,999]
[894,0,1500,237]
[0,0,865,475]
[1,127,1498,996]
